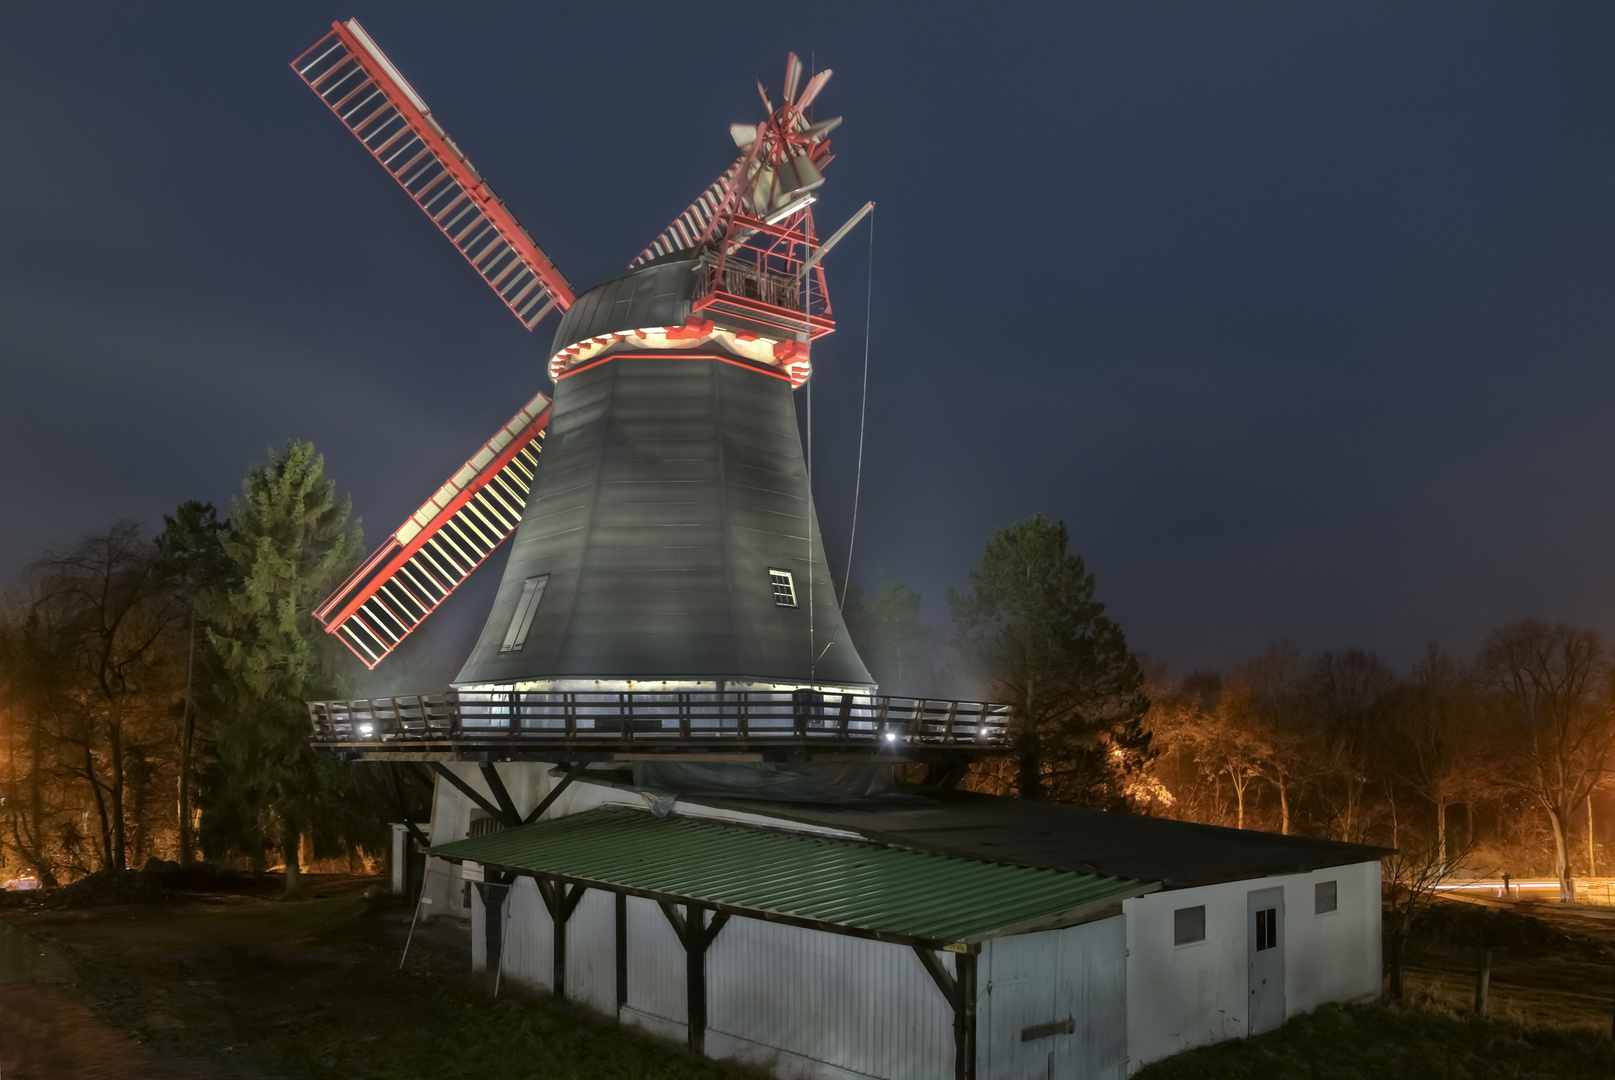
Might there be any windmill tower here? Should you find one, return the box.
[295,21,873,696]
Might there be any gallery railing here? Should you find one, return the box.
[308,689,1014,749]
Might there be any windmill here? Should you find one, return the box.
[294,20,874,694]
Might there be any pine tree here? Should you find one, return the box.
[154,500,235,867]
[201,442,363,896]
[950,514,1150,805]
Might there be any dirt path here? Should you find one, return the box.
[0,985,219,1080]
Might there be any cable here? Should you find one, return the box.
[805,231,816,682]
[840,206,874,605]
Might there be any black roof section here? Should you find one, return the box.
[697,789,1384,890]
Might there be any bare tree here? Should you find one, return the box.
[33,523,184,870]
[1306,650,1399,843]
[1171,682,1268,830]
[1395,645,1489,870]
[1241,643,1306,835]
[1383,835,1479,999]
[1478,620,1615,902]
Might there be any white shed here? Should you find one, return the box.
[421,763,1382,1079]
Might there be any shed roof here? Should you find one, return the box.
[430,805,1150,947]
[697,790,1385,890]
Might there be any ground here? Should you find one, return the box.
[1,879,1611,1079]
[0,875,764,1080]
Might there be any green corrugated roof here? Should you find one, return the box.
[430,805,1149,945]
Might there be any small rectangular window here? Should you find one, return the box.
[769,568,797,608]
[1173,905,1205,945]
[1315,880,1337,914]
[1255,907,1278,950]
[499,574,548,652]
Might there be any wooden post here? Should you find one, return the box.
[1473,948,1492,1015]
[657,900,730,1056]
[686,904,707,1052]
[913,946,977,1080]
[615,891,628,1014]
[554,882,567,996]
[956,952,977,1080]
[536,878,587,999]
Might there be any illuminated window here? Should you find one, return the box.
[499,575,548,652]
[769,568,797,608]
[1173,905,1205,945]
[1315,880,1337,914]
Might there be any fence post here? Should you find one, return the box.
[1473,948,1492,1015]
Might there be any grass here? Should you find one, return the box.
[0,886,766,1080]
[1135,999,1615,1079]
[1135,979,1615,1080]
[5,885,1615,1079]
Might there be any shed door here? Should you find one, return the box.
[1247,886,1285,1035]
[1055,916,1127,1080]
[984,930,1059,1080]
[983,918,1127,1080]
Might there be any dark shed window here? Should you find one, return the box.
[1315,880,1338,914]
[1174,905,1206,945]
[499,575,548,652]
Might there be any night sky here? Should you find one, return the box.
[5,2,1615,683]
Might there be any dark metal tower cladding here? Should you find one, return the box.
[299,25,873,687]
[455,256,870,690]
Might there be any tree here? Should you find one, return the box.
[0,604,77,885]
[31,523,185,870]
[201,442,363,896]
[1187,680,1271,830]
[154,501,235,868]
[950,514,1150,805]
[1240,643,1306,835]
[1477,620,1615,902]
[1394,645,1487,870]
[1305,650,1398,843]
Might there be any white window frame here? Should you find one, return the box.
[769,568,798,608]
[499,574,549,653]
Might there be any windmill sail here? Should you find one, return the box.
[292,20,574,328]
[315,393,551,668]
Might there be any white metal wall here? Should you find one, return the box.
[1122,860,1381,1071]
[623,895,688,1043]
[566,888,617,1015]
[706,916,954,1080]
[978,917,1127,1080]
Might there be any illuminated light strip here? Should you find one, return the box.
[554,350,794,383]
[291,21,573,328]
[315,398,550,669]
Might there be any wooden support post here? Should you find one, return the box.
[535,877,587,999]
[615,891,628,1014]
[430,762,516,827]
[474,872,514,977]
[658,900,730,1055]
[478,761,521,824]
[957,952,977,1079]
[1473,948,1492,1015]
[686,904,708,1052]
[524,765,580,824]
[914,946,977,1080]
